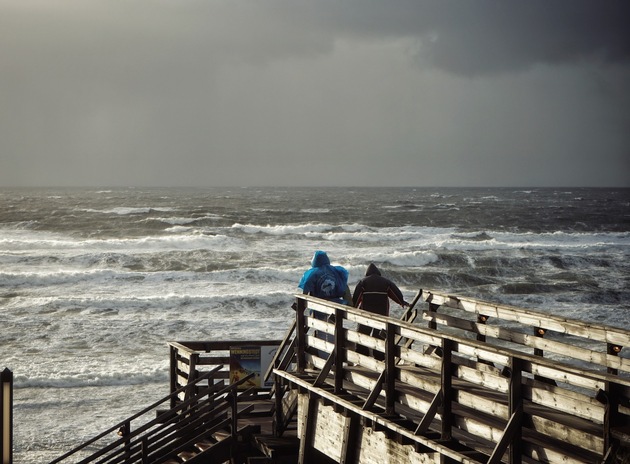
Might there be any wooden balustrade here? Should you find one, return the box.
[273,293,630,464]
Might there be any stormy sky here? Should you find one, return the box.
[1,0,629,187]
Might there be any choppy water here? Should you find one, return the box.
[1,186,629,462]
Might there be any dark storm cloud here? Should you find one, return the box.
[242,0,630,74]
[0,0,628,187]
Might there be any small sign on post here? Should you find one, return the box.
[1,368,13,464]
[230,345,277,390]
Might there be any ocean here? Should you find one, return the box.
[1,186,629,463]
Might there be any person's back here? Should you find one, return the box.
[299,250,350,304]
[353,263,408,316]
[352,263,408,359]
[298,250,350,349]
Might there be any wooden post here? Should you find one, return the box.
[440,339,453,441]
[296,297,307,373]
[229,390,238,439]
[602,381,621,453]
[186,352,199,404]
[334,307,344,394]
[385,322,396,415]
[169,346,178,408]
[476,314,488,342]
[1,368,12,464]
[298,393,318,464]
[274,374,283,437]
[487,357,523,464]
[339,412,360,464]
[428,302,439,331]
[141,437,149,464]
[117,421,131,464]
[508,357,523,464]
[534,327,545,357]
[607,344,622,375]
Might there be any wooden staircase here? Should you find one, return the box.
[49,366,294,464]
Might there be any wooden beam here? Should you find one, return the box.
[314,349,336,388]
[487,405,523,464]
[296,297,307,373]
[363,370,386,411]
[415,390,442,435]
[441,339,454,441]
[264,319,296,383]
[339,412,361,464]
[386,322,396,415]
[298,393,318,464]
[334,308,345,393]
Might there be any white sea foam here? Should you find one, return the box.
[85,207,178,215]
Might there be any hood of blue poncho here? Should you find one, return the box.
[311,250,330,267]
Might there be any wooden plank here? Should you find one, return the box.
[398,326,443,347]
[305,299,337,316]
[399,347,443,371]
[311,401,345,462]
[526,385,606,423]
[524,361,606,390]
[279,374,484,463]
[398,368,441,395]
[297,392,318,460]
[521,432,601,464]
[424,290,630,346]
[527,414,604,454]
[345,311,387,332]
[363,370,386,411]
[307,317,334,335]
[451,414,505,451]
[196,356,230,365]
[425,312,630,373]
[455,390,509,421]
[455,365,510,393]
[345,370,385,396]
[453,341,511,366]
[397,391,435,419]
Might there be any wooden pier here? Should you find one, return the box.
[47,289,630,463]
[268,291,630,464]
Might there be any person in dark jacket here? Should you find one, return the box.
[353,263,408,316]
[353,263,409,359]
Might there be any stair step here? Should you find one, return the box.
[178,449,198,462]
[195,438,218,452]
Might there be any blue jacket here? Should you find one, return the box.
[298,251,349,303]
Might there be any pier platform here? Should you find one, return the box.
[47,289,630,464]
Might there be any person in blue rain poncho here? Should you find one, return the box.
[298,251,352,346]
[298,250,351,305]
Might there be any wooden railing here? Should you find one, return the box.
[420,290,630,376]
[273,293,630,464]
[49,368,260,464]
[167,340,283,409]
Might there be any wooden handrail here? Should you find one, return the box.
[279,293,630,463]
[49,366,224,464]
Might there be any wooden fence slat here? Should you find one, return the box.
[426,290,630,347]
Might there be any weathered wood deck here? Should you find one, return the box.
[46,289,630,464]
